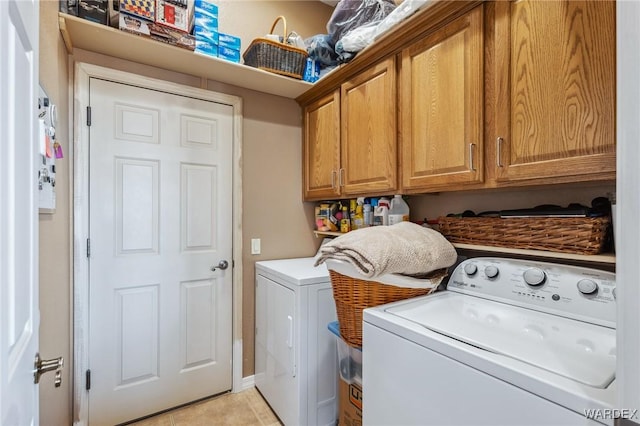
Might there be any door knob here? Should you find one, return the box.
[34,353,64,387]
[210,260,229,271]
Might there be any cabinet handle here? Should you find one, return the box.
[496,137,503,168]
[331,170,337,189]
[339,168,345,187]
[469,143,476,171]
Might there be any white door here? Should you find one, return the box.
[88,78,233,425]
[0,0,39,425]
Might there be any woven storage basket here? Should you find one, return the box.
[328,268,445,347]
[438,216,610,255]
[242,16,308,79]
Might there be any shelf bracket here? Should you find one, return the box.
[58,16,74,53]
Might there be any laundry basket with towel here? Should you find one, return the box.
[315,222,457,347]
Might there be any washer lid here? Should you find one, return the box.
[255,257,329,286]
[385,292,616,389]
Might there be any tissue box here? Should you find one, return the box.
[194,0,217,17]
[195,37,218,57]
[120,0,154,21]
[194,24,219,44]
[218,45,240,63]
[155,0,193,33]
[218,33,241,50]
[303,58,321,83]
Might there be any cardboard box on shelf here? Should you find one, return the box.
[119,12,195,50]
[339,379,363,426]
[156,0,193,33]
[78,0,108,25]
[119,0,154,21]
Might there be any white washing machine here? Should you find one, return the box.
[255,256,337,426]
[363,257,617,426]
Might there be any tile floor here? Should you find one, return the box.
[127,388,282,426]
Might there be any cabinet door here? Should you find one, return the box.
[494,0,616,182]
[304,91,341,200]
[341,57,397,195]
[400,6,484,191]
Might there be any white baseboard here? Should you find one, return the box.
[240,375,255,391]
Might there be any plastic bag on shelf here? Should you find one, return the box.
[327,0,396,44]
[305,34,338,67]
[374,0,431,40]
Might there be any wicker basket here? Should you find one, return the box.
[242,16,308,79]
[328,269,444,347]
[438,216,611,255]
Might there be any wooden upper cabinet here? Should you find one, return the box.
[400,5,484,191]
[341,57,397,196]
[303,90,341,200]
[493,0,616,183]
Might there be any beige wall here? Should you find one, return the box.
[39,1,332,424]
[39,1,72,424]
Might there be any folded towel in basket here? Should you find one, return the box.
[314,222,457,278]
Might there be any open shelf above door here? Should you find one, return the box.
[58,13,314,99]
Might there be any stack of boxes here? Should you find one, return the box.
[218,33,241,63]
[67,0,242,63]
[193,0,219,57]
[118,0,195,50]
[193,0,241,62]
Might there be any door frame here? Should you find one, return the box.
[72,62,244,425]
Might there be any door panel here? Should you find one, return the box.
[1,0,39,424]
[496,0,615,181]
[88,78,233,425]
[341,57,397,195]
[401,6,484,190]
[304,91,341,200]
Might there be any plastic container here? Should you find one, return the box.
[388,195,410,225]
[363,204,372,227]
[328,321,362,385]
[373,197,390,226]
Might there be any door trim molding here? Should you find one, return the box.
[72,62,243,425]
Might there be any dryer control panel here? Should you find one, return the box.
[447,258,616,328]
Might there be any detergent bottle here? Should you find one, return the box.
[388,195,410,225]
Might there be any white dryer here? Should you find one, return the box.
[255,256,337,426]
[363,257,617,426]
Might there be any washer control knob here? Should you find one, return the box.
[484,265,499,279]
[523,268,546,286]
[577,279,598,295]
[464,263,478,276]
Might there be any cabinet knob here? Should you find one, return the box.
[496,137,504,168]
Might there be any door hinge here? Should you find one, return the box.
[86,369,91,391]
[86,238,91,258]
[232,259,235,268]
[86,106,91,127]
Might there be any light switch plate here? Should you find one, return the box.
[251,238,261,255]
